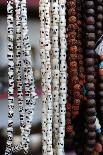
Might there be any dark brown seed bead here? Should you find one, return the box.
[86,25,95,32]
[86,66,95,74]
[87,75,95,82]
[97,14,103,21]
[86,50,95,57]
[87,91,95,98]
[86,41,95,49]
[85,1,94,8]
[86,9,95,16]
[87,99,96,107]
[97,6,103,13]
[87,83,95,91]
[87,107,96,115]
[88,132,96,139]
[87,116,96,124]
[88,139,96,145]
[85,58,95,66]
[86,33,95,41]
[88,124,95,131]
[96,22,102,29]
[86,17,95,25]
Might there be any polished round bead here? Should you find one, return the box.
[88,124,96,131]
[87,83,95,91]
[87,75,95,82]
[96,22,102,29]
[86,9,95,16]
[85,58,95,66]
[86,25,95,32]
[86,33,95,41]
[97,14,103,21]
[86,66,95,74]
[87,91,95,98]
[97,6,103,13]
[87,99,96,107]
[86,41,95,49]
[69,16,77,24]
[85,1,94,9]
[86,50,95,57]
[88,131,96,139]
[86,17,95,25]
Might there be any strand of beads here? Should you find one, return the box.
[95,0,103,41]
[84,0,96,153]
[66,0,80,141]
[51,0,59,154]
[20,0,37,153]
[39,0,47,154]
[76,0,85,101]
[57,0,67,154]
[5,1,14,155]
[44,0,53,154]
[14,0,25,150]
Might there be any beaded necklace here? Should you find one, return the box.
[84,0,97,153]
[39,0,67,154]
[66,0,81,142]
[5,0,37,154]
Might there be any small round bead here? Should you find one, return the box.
[86,25,95,32]
[86,9,95,16]
[85,58,95,66]
[85,1,94,9]
[86,17,95,25]
[86,33,95,41]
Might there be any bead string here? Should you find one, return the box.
[6,0,37,154]
[84,0,96,153]
[51,0,59,154]
[5,1,15,154]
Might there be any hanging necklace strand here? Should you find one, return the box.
[5,0,14,154]
[39,0,47,154]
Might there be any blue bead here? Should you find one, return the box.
[99,61,103,68]
[96,128,101,133]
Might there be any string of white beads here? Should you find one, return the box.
[5,1,14,155]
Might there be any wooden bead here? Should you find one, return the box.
[86,25,95,32]
[86,33,95,41]
[86,17,95,25]
[86,58,95,66]
[86,9,95,16]
[85,1,94,9]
